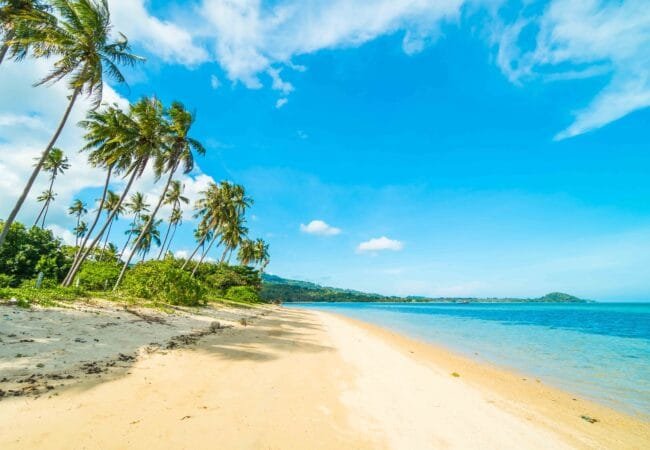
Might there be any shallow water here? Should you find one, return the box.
[290,302,650,417]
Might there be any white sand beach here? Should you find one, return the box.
[0,304,648,449]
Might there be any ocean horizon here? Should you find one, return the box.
[290,301,650,418]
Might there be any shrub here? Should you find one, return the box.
[76,261,121,290]
[121,260,205,306]
[0,274,14,288]
[193,262,261,295]
[225,285,260,303]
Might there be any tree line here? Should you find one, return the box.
[0,0,269,289]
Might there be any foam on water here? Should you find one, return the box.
[290,302,650,417]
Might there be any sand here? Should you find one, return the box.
[0,304,648,449]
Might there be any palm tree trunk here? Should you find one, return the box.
[62,167,139,287]
[33,202,47,228]
[74,215,81,247]
[120,230,133,258]
[0,88,80,248]
[101,217,114,258]
[40,175,57,228]
[41,199,51,229]
[157,216,174,259]
[164,223,178,255]
[220,245,229,263]
[114,166,178,290]
[181,231,210,270]
[191,234,219,276]
[64,166,112,284]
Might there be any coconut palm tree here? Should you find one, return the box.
[217,214,248,264]
[33,148,69,228]
[181,182,223,270]
[63,97,165,286]
[120,191,149,256]
[0,0,52,65]
[236,239,256,266]
[129,214,161,262]
[100,190,123,257]
[68,199,87,246]
[161,207,182,257]
[115,101,205,289]
[73,220,88,245]
[33,189,55,227]
[158,180,188,259]
[63,104,132,284]
[254,238,270,272]
[0,0,143,248]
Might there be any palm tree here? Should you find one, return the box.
[160,206,183,257]
[0,0,52,65]
[158,180,188,259]
[68,199,87,246]
[121,191,149,257]
[33,189,55,227]
[115,101,205,289]
[100,190,123,257]
[0,0,143,248]
[129,214,161,262]
[63,104,132,284]
[236,239,256,266]
[73,220,88,245]
[63,97,165,286]
[254,238,270,272]
[33,148,69,228]
[181,182,223,270]
[217,214,248,264]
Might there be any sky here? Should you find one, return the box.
[1,0,649,301]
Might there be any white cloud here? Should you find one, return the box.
[300,220,341,236]
[109,0,208,65]
[495,0,650,139]
[46,224,77,246]
[210,74,221,89]
[357,236,404,252]
[275,98,288,108]
[268,67,294,94]
[0,113,44,128]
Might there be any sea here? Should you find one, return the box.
[289,302,650,418]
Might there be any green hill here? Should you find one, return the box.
[261,275,588,303]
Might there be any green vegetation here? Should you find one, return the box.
[261,275,588,303]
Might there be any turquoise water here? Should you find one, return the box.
[290,302,650,418]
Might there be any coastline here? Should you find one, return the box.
[0,305,647,449]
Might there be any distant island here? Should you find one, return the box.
[261,274,589,303]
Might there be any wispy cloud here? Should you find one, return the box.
[275,98,288,109]
[210,74,221,89]
[300,220,341,236]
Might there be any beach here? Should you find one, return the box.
[0,304,648,449]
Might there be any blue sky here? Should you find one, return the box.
[1,0,649,300]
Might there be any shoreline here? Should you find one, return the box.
[0,305,648,449]
[320,310,650,449]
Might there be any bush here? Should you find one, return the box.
[0,221,72,285]
[0,274,14,288]
[121,260,205,306]
[0,286,88,306]
[76,261,121,290]
[225,285,260,303]
[193,262,261,295]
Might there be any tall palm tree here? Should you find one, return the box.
[121,191,149,256]
[73,220,88,245]
[161,206,183,257]
[100,190,123,257]
[33,189,55,227]
[63,97,165,286]
[33,148,69,228]
[115,101,205,289]
[217,214,248,264]
[158,180,188,259]
[254,238,270,272]
[237,239,256,266]
[0,0,143,248]
[129,214,161,262]
[63,104,132,284]
[0,0,52,64]
[181,182,223,270]
[68,198,87,246]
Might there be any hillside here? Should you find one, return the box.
[261,275,588,303]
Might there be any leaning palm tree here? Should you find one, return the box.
[33,148,69,228]
[160,206,183,257]
[33,189,55,227]
[68,198,87,246]
[120,191,149,256]
[114,101,205,290]
[0,0,52,64]
[73,220,88,245]
[0,0,143,248]
[100,190,123,256]
[63,97,165,286]
[157,180,188,259]
[129,214,161,262]
[181,182,223,270]
[63,104,132,284]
